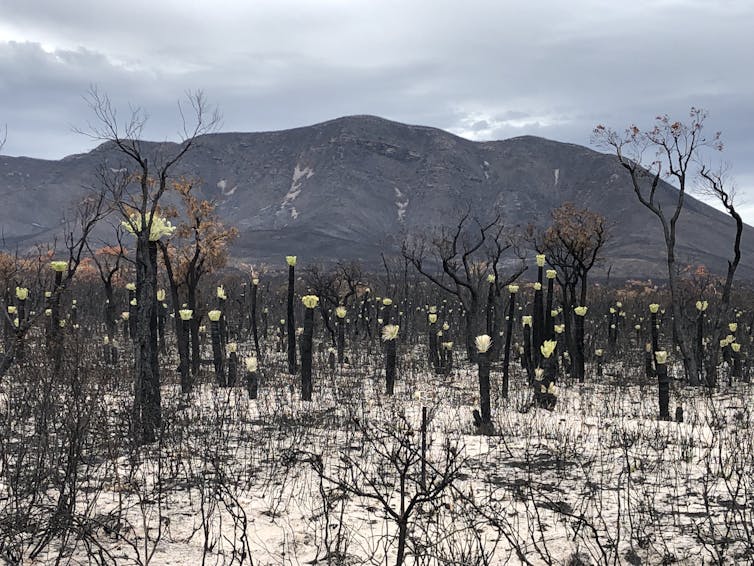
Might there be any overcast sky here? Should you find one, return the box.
[1,0,753,218]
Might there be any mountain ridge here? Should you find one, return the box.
[0,114,750,278]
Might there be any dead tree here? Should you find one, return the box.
[594,108,723,385]
[697,167,744,385]
[81,87,220,444]
[402,211,525,362]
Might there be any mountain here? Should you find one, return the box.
[0,114,750,278]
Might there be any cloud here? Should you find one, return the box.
[0,0,752,217]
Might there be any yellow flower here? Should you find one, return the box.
[217,286,227,300]
[7,306,17,314]
[533,282,542,291]
[50,261,67,272]
[475,334,492,353]
[120,311,129,320]
[695,300,708,312]
[208,310,222,321]
[540,339,557,359]
[546,269,557,279]
[382,298,393,306]
[595,348,604,357]
[442,341,454,350]
[428,313,438,324]
[574,306,588,316]
[130,298,137,306]
[179,309,193,320]
[616,301,623,308]
[285,255,297,267]
[731,343,741,353]
[554,324,565,334]
[126,283,136,291]
[522,315,532,326]
[227,342,237,353]
[156,289,166,302]
[245,356,258,373]
[487,274,496,283]
[547,382,557,395]
[428,305,438,314]
[649,303,660,314]
[654,351,668,364]
[335,306,347,319]
[729,322,738,333]
[634,324,641,331]
[551,309,559,318]
[302,295,319,309]
[536,254,546,267]
[381,324,400,341]
[609,307,616,314]
[252,277,260,286]
[45,291,52,298]
[15,287,29,301]
[13,317,19,327]
[508,284,519,294]
[442,322,449,331]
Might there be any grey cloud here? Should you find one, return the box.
[0,0,752,218]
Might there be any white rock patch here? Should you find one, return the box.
[280,164,315,219]
[394,187,409,222]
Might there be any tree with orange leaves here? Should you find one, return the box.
[158,178,238,391]
[532,202,608,382]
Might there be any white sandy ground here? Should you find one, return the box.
[2,349,753,565]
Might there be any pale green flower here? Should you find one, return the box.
[540,339,557,359]
[475,334,492,353]
[381,324,400,341]
[122,212,176,241]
